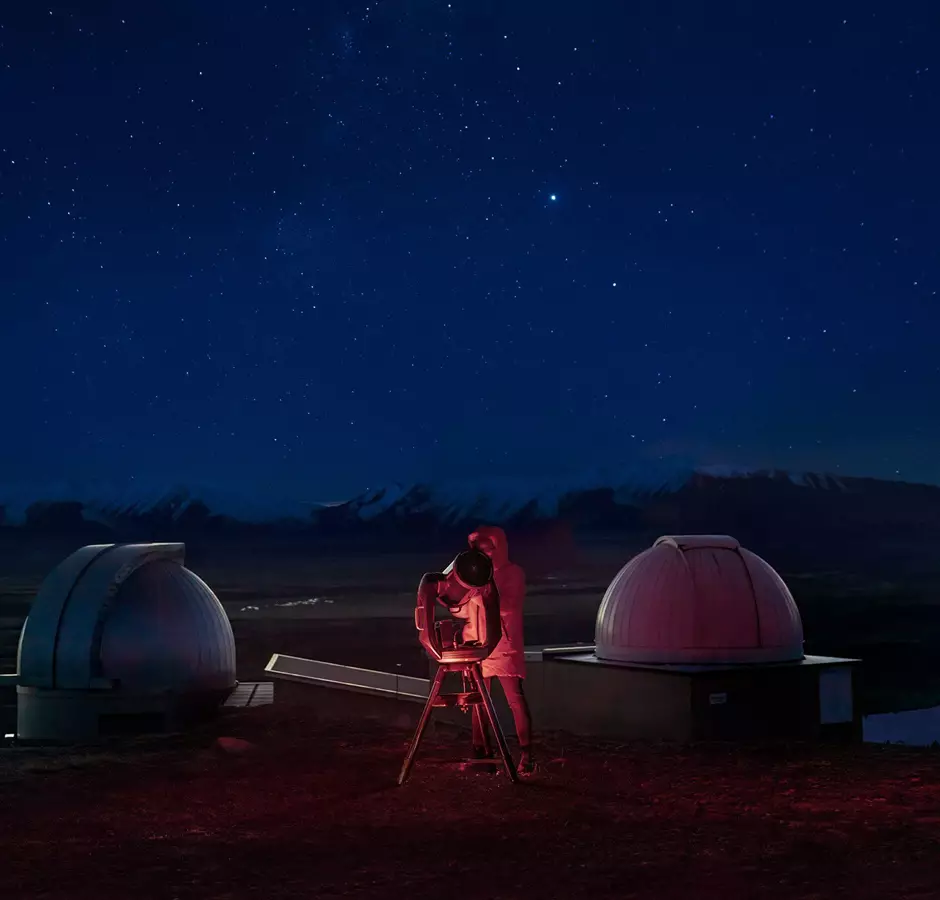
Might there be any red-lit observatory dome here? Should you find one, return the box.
[595,535,804,665]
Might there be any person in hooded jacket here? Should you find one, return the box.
[465,524,534,775]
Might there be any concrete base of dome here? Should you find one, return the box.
[14,685,234,744]
[521,648,862,744]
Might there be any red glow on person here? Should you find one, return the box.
[466,525,534,775]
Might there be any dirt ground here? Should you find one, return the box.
[3,700,940,900]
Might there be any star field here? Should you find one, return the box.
[1,1,938,498]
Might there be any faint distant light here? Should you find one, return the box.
[612,282,617,287]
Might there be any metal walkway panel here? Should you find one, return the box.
[224,681,275,708]
[264,654,429,702]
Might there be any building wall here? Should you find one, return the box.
[687,661,861,742]
[538,658,693,741]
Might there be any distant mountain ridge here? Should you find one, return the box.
[0,479,315,531]
[3,465,938,581]
[0,465,935,536]
[325,466,855,529]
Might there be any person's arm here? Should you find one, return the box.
[486,576,501,607]
[497,566,526,649]
[475,577,503,650]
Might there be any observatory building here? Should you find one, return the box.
[522,535,861,742]
[9,543,237,742]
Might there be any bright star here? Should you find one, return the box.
[549,194,557,201]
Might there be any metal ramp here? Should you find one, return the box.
[224,681,275,708]
[264,654,430,702]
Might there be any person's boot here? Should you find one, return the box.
[517,746,535,776]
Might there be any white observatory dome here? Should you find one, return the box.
[15,543,236,741]
[595,535,804,665]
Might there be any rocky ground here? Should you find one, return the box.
[3,700,940,899]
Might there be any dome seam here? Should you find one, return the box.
[734,547,763,650]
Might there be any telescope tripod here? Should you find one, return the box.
[397,660,519,785]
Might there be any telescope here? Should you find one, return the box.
[398,548,518,785]
[415,549,502,663]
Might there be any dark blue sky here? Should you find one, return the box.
[1,1,938,499]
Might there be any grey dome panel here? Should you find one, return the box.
[16,543,116,688]
[18,543,202,690]
[57,543,188,689]
[99,560,235,693]
[653,534,741,552]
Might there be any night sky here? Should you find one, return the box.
[1,2,938,500]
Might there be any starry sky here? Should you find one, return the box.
[1,1,938,500]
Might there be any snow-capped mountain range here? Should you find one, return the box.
[329,465,852,527]
[3,464,940,573]
[0,463,883,532]
[0,478,314,529]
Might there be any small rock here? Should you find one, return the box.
[216,736,256,754]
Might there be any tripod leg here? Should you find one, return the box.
[472,664,518,783]
[466,673,493,756]
[398,665,445,786]
[465,672,492,756]
[480,708,493,757]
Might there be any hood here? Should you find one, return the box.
[468,524,510,569]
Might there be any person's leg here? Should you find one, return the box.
[498,675,533,769]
